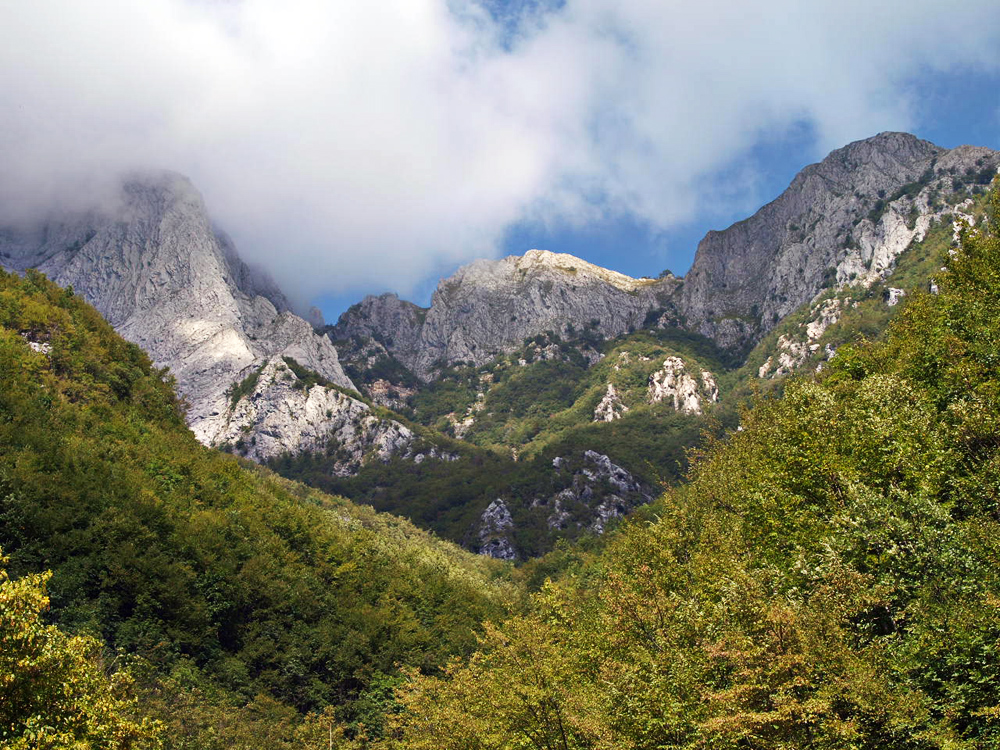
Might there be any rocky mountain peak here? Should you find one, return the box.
[335,249,680,379]
[680,133,996,351]
[820,131,942,174]
[0,170,355,450]
[509,249,659,292]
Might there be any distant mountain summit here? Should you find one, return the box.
[682,132,998,348]
[339,132,998,369]
[334,249,681,379]
[0,172,407,462]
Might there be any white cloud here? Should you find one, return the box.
[1,0,999,304]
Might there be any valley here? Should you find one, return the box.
[2,131,999,748]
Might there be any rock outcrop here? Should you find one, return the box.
[757,295,847,380]
[335,250,679,379]
[477,499,516,560]
[647,357,719,414]
[211,357,414,469]
[593,383,629,422]
[681,133,999,350]
[0,171,362,457]
[536,451,652,534]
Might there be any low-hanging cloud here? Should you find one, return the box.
[2,0,999,304]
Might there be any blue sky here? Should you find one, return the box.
[1,1,999,322]
[316,67,1000,321]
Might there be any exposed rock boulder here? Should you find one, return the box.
[647,357,719,414]
[885,288,906,306]
[477,499,516,560]
[366,378,417,412]
[534,450,652,535]
[593,383,629,422]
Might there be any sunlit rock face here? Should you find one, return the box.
[647,356,718,415]
[335,249,680,380]
[0,171,355,449]
[680,133,999,351]
[593,383,629,422]
[210,357,415,468]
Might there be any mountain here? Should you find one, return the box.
[682,132,999,349]
[2,133,996,562]
[390,183,1000,750]
[334,249,680,380]
[339,133,999,369]
[0,267,511,746]
[4,134,1000,748]
[0,172,419,465]
[318,133,998,559]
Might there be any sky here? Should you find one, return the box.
[1,1,999,322]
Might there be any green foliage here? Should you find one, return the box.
[388,185,1000,748]
[0,268,512,747]
[280,355,332,391]
[0,550,163,749]
[227,364,264,408]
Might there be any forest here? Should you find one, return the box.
[2,185,1000,748]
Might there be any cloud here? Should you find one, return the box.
[1,0,999,304]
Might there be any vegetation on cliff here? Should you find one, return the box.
[385,186,1000,747]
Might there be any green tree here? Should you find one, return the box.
[0,549,163,749]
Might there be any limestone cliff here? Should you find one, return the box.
[214,357,415,469]
[647,357,719,415]
[0,171,360,455]
[681,132,999,350]
[335,250,680,379]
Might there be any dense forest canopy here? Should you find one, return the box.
[0,268,513,747]
[1,185,999,748]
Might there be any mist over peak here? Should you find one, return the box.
[2,0,999,305]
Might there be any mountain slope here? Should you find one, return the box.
[291,134,991,559]
[0,172,426,468]
[391,183,1000,750]
[0,267,511,745]
[682,132,999,349]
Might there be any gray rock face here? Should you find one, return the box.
[0,171,357,453]
[593,383,629,422]
[337,135,998,379]
[477,499,517,560]
[335,292,426,355]
[212,357,415,468]
[647,357,719,414]
[335,250,679,379]
[534,450,652,535]
[681,132,999,350]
